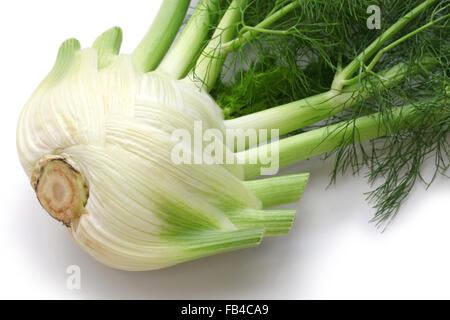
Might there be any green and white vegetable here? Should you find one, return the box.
[17,0,448,270]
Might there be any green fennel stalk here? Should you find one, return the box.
[133,0,190,72]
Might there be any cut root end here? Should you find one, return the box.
[31,156,88,227]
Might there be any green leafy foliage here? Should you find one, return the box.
[205,0,449,226]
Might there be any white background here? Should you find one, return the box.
[0,0,449,299]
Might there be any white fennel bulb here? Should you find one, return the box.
[17,29,307,271]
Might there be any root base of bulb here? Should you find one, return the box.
[31,156,88,226]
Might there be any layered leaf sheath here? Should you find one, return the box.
[17,33,306,270]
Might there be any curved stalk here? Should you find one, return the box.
[158,0,222,79]
[186,0,247,91]
[133,0,190,72]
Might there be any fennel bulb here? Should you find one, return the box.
[17,33,305,271]
[16,0,448,270]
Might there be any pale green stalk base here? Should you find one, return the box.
[226,209,296,236]
[176,228,265,263]
[93,27,123,69]
[133,0,190,72]
[244,173,309,208]
[42,39,81,85]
